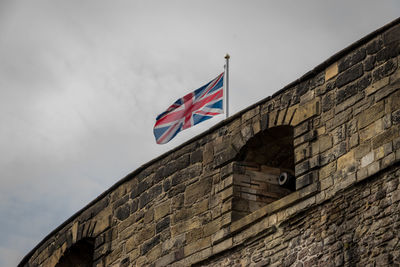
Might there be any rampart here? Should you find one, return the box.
[20,17,400,267]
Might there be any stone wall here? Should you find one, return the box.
[19,18,400,267]
[198,165,400,267]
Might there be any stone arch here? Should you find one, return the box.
[236,125,295,172]
[55,238,94,267]
[230,125,295,220]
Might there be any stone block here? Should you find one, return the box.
[115,204,130,221]
[355,142,371,159]
[376,43,400,65]
[337,150,355,170]
[367,161,380,176]
[183,236,211,257]
[358,101,384,129]
[154,200,170,221]
[231,133,245,152]
[203,143,214,165]
[364,55,376,71]
[360,119,384,142]
[382,153,395,168]
[332,125,346,145]
[372,59,397,82]
[294,130,316,147]
[320,161,336,179]
[393,109,400,124]
[325,62,338,81]
[334,90,364,114]
[154,252,175,267]
[383,23,400,45]
[350,134,359,148]
[375,146,385,160]
[320,176,333,191]
[190,149,203,164]
[212,237,232,254]
[291,99,320,126]
[361,151,374,167]
[336,63,363,88]
[295,160,309,177]
[322,91,335,114]
[319,134,333,152]
[284,104,299,125]
[384,142,393,156]
[156,216,170,234]
[296,171,315,190]
[185,177,212,205]
[391,67,400,83]
[366,37,384,54]
[211,227,230,245]
[309,155,320,169]
[71,222,79,244]
[356,166,368,182]
[268,109,278,127]
[213,146,237,168]
[277,109,287,126]
[219,186,234,201]
[300,90,315,104]
[252,120,261,135]
[141,235,160,255]
[338,47,366,72]
[242,106,259,122]
[294,121,309,137]
[366,77,390,96]
[372,126,399,149]
[326,108,352,130]
[294,143,310,163]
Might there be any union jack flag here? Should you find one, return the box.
[154,73,224,144]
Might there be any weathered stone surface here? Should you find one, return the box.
[325,62,338,81]
[185,177,212,205]
[115,204,130,221]
[372,59,397,82]
[291,99,320,126]
[358,101,385,129]
[338,47,366,72]
[366,77,389,95]
[372,126,399,149]
[364,55,376,71]
[322,91,335,112]
[383,23,400,45]
[366,37,383,54]
[336,63,364,88]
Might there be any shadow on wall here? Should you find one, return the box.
[55,239,94,267]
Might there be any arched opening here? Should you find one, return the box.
[232,125,295,220]
[55,239,94,267]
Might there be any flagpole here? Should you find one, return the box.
[224,53,230,118]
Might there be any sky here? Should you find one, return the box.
[0,1,399,266]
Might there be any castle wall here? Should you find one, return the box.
[20,18,400,267]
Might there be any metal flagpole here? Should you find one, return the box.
[224,53,230,118]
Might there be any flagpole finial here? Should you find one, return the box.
[225,53,230,59]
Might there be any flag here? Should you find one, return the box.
[154,72,224,144]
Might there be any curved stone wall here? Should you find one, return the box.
[20,17,400,267]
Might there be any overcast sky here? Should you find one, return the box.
[0,1,399,266]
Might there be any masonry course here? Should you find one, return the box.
[20,17,400,267]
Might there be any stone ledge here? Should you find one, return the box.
[230,182,319,234]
